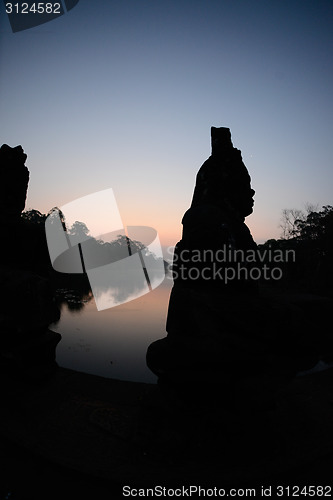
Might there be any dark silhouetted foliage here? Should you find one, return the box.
[261,205,333,296]
[21,209,47,225]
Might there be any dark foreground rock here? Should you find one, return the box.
[1,365,333,498]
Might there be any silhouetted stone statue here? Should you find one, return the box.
[147,128,323,411]
[0,144,30,220]
[0,144,60,379]
[172,126,257,292]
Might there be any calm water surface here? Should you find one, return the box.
[52,279,173,383]
[52,277,333,383]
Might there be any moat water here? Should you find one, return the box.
[52,279,172,383]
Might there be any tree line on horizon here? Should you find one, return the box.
[258,204,333,296]
[22,204,333,297]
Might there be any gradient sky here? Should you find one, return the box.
[1,0,332,248]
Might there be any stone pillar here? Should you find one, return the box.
[0,144,61,380]
[0,144,30,220]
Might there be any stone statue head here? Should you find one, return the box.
[191,127,255,219]
[0,144,27,165]
[0,144,29,218]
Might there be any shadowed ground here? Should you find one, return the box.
[1,364,333,498]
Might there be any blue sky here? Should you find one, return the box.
[1,0,332,245]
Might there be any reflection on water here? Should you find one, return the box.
[46,203,166,311]
[52,279,172,383]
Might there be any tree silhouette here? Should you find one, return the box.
[22,208,166,309]
[279,208,306,239]
[274,205,333,295]
[295,205,333,243]
[279,203,318,239]
[21,209,46,225]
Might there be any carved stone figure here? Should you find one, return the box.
[146,128,320,410]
